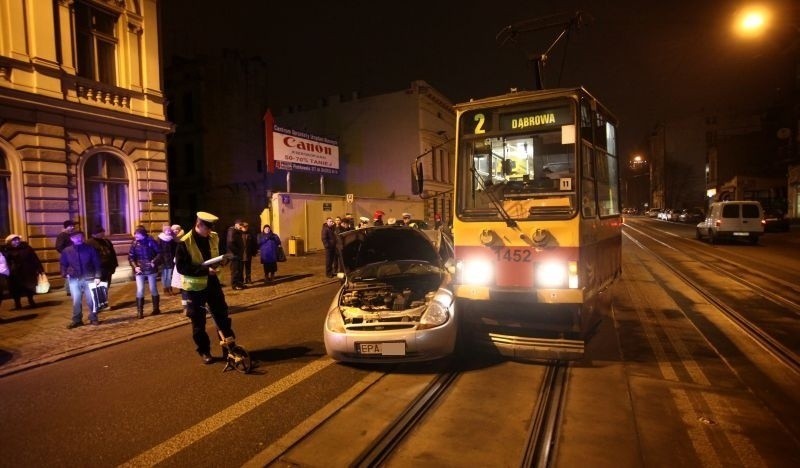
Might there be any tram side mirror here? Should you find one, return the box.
[412,161,424,194]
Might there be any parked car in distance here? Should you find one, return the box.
[696,200,764,244]
[762,208,790,232]
[646,208,661,218]
[323,226,456,363]
[678,207,705,224]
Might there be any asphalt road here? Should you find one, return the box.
[0,281,371,467]
[2,220,799,467]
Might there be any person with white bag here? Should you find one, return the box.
[59,230,101,328]
[86,225,117,310]
[4,234,44,310]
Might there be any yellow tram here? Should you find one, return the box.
[449,87,621,360]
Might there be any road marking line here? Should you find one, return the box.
[243,370,385,467]
[119,357,335,467]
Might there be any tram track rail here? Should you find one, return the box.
[521,361,569,468]
[624,228,800,374]
[625,223,800,315]
[351,368,460,467]
[262,357,571,467]
[353,360,570,467]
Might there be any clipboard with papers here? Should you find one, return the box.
[201,255,226,267]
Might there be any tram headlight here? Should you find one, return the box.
[535,261,578,289]
[458,259,494,285]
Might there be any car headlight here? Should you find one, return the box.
[459,259,494,285]
[419,292,452,330]
[326,309,346,333]
[535,261,578,289]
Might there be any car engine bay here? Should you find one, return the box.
[339,275,442,324]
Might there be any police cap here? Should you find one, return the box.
[197,211,219,228]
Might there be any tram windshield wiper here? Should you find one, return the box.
[470,166,517,228]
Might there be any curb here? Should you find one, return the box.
[0,277,339,378]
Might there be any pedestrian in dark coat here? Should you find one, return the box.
[226,220,246,290]
[241,221,258,284]
[257,225,281,282]
[128,226,162,318]
[4,234,44,309]
[157,224,178,294]
[59,230,101,327]
[321,217,337,277]
[55,219,76,296]
[86,225,118,285]
[55,220,76,254]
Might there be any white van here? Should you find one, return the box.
[696,201,764,244]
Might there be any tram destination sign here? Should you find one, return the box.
[499,106,571,132]
[461,105,572,135]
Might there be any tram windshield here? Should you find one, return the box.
[457,105,577,220]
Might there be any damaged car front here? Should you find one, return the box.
[323,226,456,363]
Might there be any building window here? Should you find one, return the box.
[0,149,10,239]
[183,92,194,123]
[184,143,195,175]
[84,152,129,234]
[75,1,118,85]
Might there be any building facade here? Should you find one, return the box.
[0,0,171,278]
[164,51,269,230]
[274,80,455,230]
[649,104,798,217]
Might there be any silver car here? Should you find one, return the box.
[323,226,456,363]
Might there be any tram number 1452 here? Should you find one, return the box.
[495,249,532,263]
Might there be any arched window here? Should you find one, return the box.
[84,152,129,234]
[0,148,10,238]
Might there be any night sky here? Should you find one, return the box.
[162,0,797,158]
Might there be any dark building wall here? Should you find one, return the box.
[165,51,269,229]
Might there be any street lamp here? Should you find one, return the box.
[629,154,647,170]
[625,154,650,211]
[733,5,772,38]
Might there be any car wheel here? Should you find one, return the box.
[708,230,716,244]
[750,235,759,245]
[695,228,703,240]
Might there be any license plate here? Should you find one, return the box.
[356,342,406,356]
[733,232,749,236]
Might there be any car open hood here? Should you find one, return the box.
[336,226,440,275]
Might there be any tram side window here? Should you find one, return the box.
[580,100,593,143]
[594,111,607,151]
[581,144,597,218]
[595,151,620,217]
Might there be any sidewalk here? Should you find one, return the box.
[0,251,335,378]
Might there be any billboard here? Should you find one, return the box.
[265,110,339,175]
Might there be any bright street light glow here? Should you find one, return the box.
[734,6,771,38]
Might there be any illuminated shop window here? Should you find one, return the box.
[75,1,118,85]
[84,152,129,234]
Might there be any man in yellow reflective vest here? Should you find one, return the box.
[175,211,235,365]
